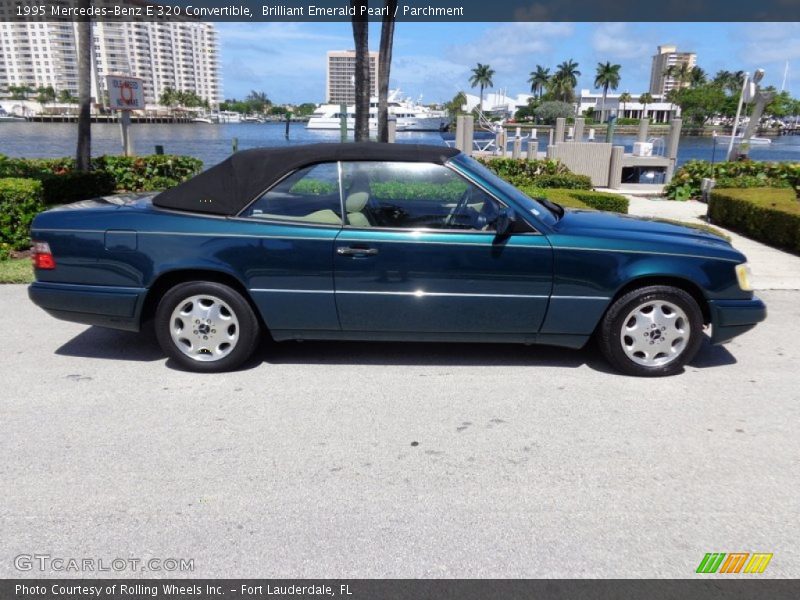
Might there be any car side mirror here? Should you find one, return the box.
[494,207,516,237]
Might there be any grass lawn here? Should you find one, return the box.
[0,258,34,284]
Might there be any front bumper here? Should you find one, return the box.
[28,281,146,332]
[708,296,767,345]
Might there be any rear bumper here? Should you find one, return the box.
[708,296,767,345]
[28,281,146,332]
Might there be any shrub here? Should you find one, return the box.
[666,160,800,200]
[708,187,800,252]
[0,154,202,202]
[477,157,572,187]
[93,155,203,191]
[526,173,592,190]
[371,180,466,202]
[0,178,45,251]
[40,171,116,204]
[519,186,629,214]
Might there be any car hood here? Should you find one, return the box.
[553,208,730,247]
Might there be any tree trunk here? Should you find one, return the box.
[600,86,607,123]
[377,0,397,143]
[479,85,484,112]
[76,2,92,172]
[350,0,370,142]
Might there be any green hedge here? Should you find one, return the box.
[666,160,800,200]
[0,178,45,253]
[708,187,800,252]
[520,186,629,213]
[0,154,202,204]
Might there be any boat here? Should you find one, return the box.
[242,115,265,123]
[306,90,448,132]
[217,110,241,124]
[191,116,214,124]
[0,107,26,122]
[714,134,772,146]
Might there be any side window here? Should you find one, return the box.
[242,162,342,225]
[340,161,505,231]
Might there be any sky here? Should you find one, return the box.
[216,21,800,105]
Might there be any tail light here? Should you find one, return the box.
[32,241,56,270]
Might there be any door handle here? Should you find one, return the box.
[337,246,379,256]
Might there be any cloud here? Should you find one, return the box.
[447,22,574,71]
[740,22,800,63]
[591,23,651,60]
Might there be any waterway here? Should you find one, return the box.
[1,122,798,169]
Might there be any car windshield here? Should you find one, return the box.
[452,154,559,227]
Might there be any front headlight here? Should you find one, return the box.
[735,263,753,291]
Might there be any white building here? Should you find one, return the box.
[577,89,679,123]
[326,50,379,105]
[0,8,221,110]
[462,90,534,117]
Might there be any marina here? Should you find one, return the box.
[1,121,798,169]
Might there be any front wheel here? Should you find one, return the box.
[155,281,261,373]
[598,285,704,377]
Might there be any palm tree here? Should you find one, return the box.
[618,91,632,119]
[469,63,495,112]
[665,63,693,88]
[377,0,397,143]
[556,59,581,88]
[638,92,654,121]
[528,65,550,99]
[350,0,370,141]
[547,73,575,103]
[594,61,621,122]
[76,1,91,173]
[689,66,707,88]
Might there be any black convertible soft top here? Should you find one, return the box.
[152,142,461,216]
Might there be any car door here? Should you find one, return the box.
[234,162,342,333]
[333,161,553,337]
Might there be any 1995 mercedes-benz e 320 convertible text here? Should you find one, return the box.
[28,143,766,376]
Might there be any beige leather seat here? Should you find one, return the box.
[345,191,371,227]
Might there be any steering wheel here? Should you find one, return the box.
[444,187,472,228]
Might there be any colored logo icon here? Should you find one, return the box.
[696,553,773,574]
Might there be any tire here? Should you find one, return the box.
[155,281,261,373]
[598,285,704,377]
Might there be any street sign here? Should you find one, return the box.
[106,75,144,111]
[105,75,144,157]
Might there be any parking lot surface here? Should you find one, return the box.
[2,285,798,578]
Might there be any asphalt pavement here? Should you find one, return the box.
[2,285,798,578]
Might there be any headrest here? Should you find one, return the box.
[346,191,369,213]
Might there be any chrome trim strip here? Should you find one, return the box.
[551,295,610,300]
[250,288,549,299]
[556,245,740,262]
[250,288,334,294]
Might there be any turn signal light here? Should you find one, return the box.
[32,241,56,270]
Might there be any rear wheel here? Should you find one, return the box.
[599,285,704,377]
[155,281,260,373]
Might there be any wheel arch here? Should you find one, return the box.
[609,274,711,325]
[140,268,268,332]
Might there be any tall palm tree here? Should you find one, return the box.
[665,63,693,88]
[638,93,654,121]
[594,61,621,122]
[556,59,581,88]
[528,65,550,99]
[350,0,370,141]
[547,73,575,103]
[469,63,495,112]
[76,0,92,172]
[618,91,632,118]
[377,0,397,143]
[689,66,707,88]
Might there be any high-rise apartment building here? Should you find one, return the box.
[649,45,697,96]
[0,5,221,107]
[326,50,379,104]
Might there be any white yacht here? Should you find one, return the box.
[307,90,448,132]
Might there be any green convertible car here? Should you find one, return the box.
[28,143,766,376]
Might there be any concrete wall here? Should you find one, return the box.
[547,142,613,187]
